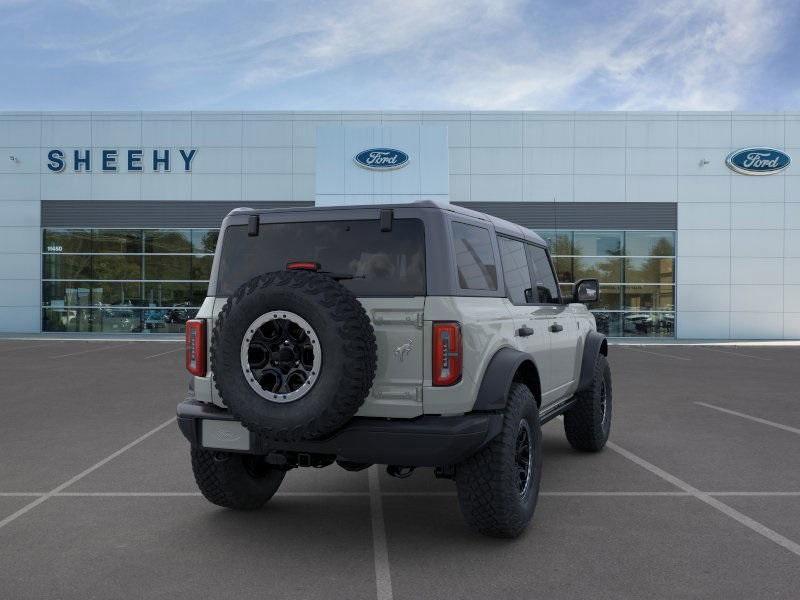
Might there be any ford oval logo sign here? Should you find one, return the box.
[354,148,409,170]
[726,147,790,175]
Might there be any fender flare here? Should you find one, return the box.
[472,347,538,412]
[577,331,608,392]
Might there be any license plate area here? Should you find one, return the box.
[201,419,251,451]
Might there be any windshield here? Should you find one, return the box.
[216,218,426,297]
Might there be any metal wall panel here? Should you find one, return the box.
[42,200,676,230]
[455,202,677,230]
[42,200,313,228]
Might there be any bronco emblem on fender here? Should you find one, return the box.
[394,338,414,362]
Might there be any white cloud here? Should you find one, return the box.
[2,0,793,109]
[236,0,520,90]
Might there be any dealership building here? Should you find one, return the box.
[0,110,798,339]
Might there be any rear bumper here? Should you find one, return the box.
[177,400,503,467]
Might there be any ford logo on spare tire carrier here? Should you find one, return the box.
[354,148,409,170]
[725,147,791,175]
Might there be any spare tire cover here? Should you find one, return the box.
[211,270,377,441]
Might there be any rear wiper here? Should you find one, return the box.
[320,271,366,281]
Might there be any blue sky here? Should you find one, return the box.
[1,0,798,111]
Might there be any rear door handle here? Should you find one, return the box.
[517,326,534,337]
[549,323,564,333]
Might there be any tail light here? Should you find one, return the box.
[432,321,462,386]
[185,319,207,376]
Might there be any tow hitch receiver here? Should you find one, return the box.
[386,465,415,479]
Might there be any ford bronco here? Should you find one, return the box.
[177,200,611,538]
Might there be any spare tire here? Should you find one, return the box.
[211,270,377,441]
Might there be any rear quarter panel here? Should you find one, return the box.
[422,296,517,416]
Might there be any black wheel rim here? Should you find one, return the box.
[516,419,533,497]
[240,311,321,403]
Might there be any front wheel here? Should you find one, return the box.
[455,383,542,538]
[563,353,612,452]
[191,448,285,510]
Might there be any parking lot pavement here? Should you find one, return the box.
[0,496,376,600]
[383,496,800,600]
[0,340,799,599]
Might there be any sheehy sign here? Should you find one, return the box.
[46,148,197,172]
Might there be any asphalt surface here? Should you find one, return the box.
[0,339,799,599]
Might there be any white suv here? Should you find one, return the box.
[178,200,611,537]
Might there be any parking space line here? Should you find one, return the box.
[53,491,370,497]
[708,492,800,497]
[49,343,133,358]
[696,402,800,436]
[619,347,691,361]
[695,347,771,361]
[56,492,201,497]
[143,347,184,359]
[0,417,176,531]
[607,440,800,558]
[369,466,393,600]
[0,342,65,355]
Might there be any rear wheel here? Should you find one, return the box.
[563,354,612,452]
[455,383,541,538]
[191,447,285,510]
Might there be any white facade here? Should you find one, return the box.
[1,110,799,339]
[315,124,448,205]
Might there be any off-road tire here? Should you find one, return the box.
[211,270,377,441]
[564,353,612,452]
[191,447,285,510]
[455,383,541,538]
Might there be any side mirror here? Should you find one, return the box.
[524,288,534,303]
[573,279,600,303]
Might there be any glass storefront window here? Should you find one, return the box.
[622,312,675,337]
[144,255,192,280]
[192,229,219,254]
[141,282,207,307]
[623,285,675,311]
[144,230,192,253]
[190,255,214,280]
[554,256,574,283]
[625,231,675,256]
[42,225,675,337]
[42,227,217,334]
[43,229,92,253]
[594,285,623,311]
[624,257,674,284]
[536,228,676,338]
[43,254,93,279]
[92,255,143,280]
[93,229,142,253]
[573,231,623,256]
[573,257,623,283]
[43,281,144,307]
[592,312,622,337]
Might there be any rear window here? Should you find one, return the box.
[216,219,426,297]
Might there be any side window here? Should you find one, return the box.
[451,222,498,291]
[498,237,533,304]
[527,244,561,304]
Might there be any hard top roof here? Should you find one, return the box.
[227,200,546,246]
